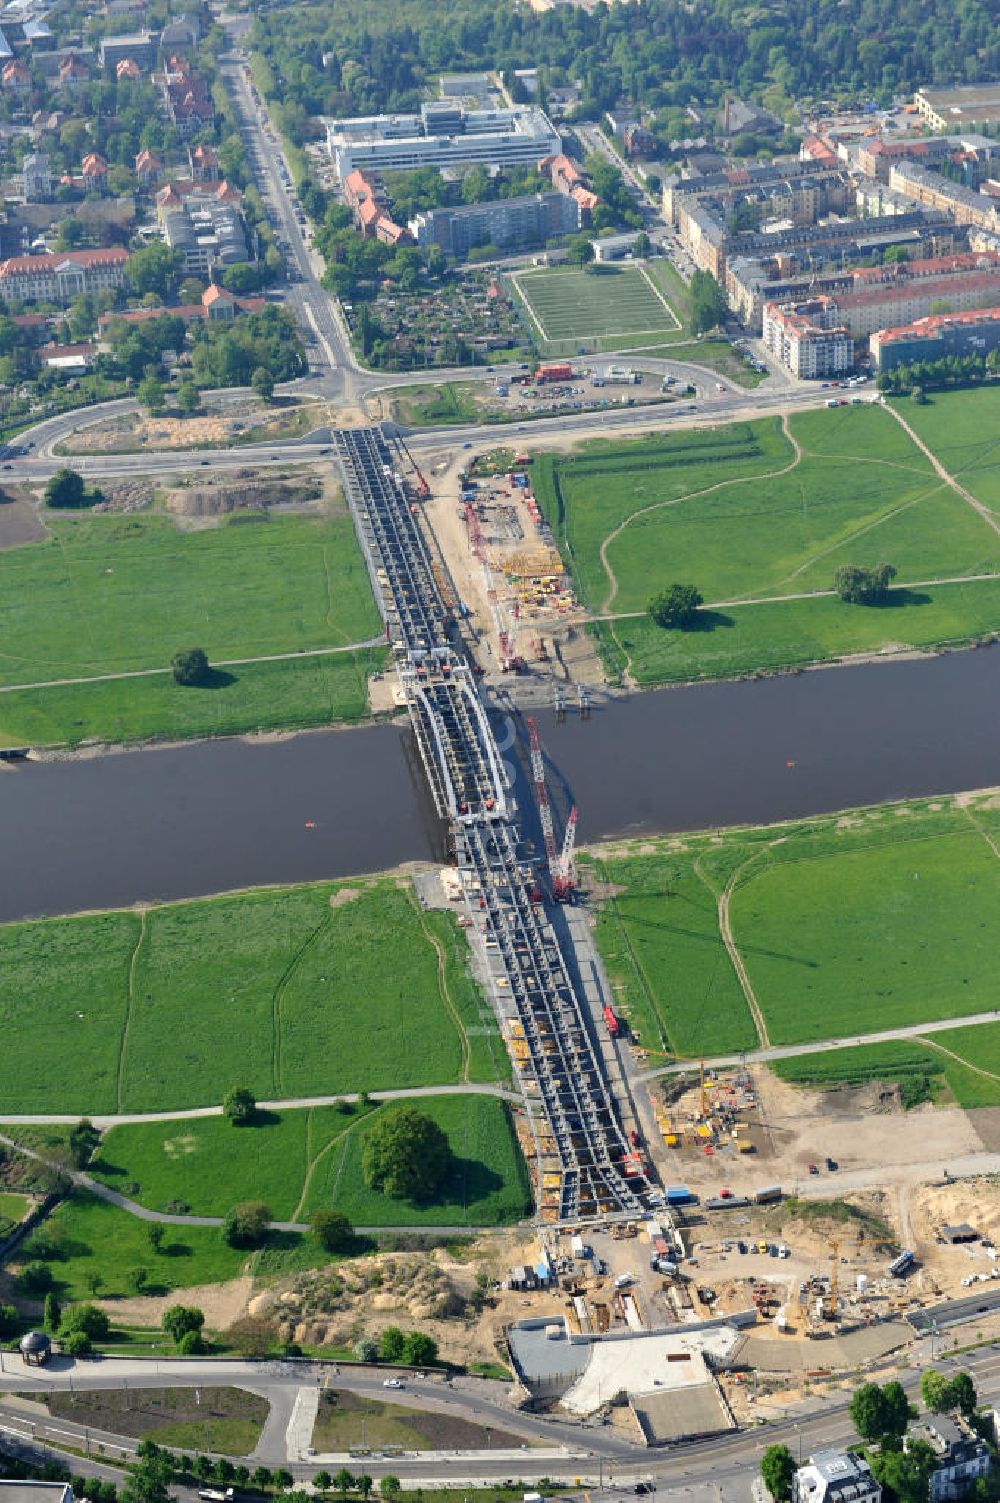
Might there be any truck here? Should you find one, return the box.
[535,362,573,384]
[665,1185,697,1207]
[602,1003,620,1037]
[888,1249,915,1278]
[754,1185,783,1205]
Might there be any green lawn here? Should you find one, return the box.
[90,1095,530,1229]
[773,1032,1000,1112]
[47,1387,269,1455]
[531,401,1000,684]
[890,389,1000,513]
[0,647,386,749]
[594,576,1000,687]
[0,507,383,744]
[388,382,484,427]
[587,792,1000,1059]
[0,879,508,1115]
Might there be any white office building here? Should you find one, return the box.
[325,102,560,179]
[793,1451,882,1503]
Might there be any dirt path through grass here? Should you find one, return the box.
[712,857,770,1049]
[117,909,147,1113]
[270,912,331,1095]
[408,894,471,1083]
[889,404,1000,540]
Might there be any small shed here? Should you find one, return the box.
[941,1223,979,1244]
[19,1330,51,1365]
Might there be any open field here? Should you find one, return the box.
[772,1038,1000,1111]
[586,790,1000,1059]
[0,646,386,748]
[0,878,508,1115]
[90,1095,529,1227]
[311,1388,529,1452]
[530,401,1000,684]
[60,399,322,456]
[0,511,379,684]
[890,388,1000,513]
[46,1387,268,1453]
[386,382,484,428]
[512,263,679,345]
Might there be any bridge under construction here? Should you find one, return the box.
[336,426,648,1225]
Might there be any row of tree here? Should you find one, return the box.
[876,353,1000,397]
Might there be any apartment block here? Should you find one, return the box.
[762,296,853,378]
[871,304,1000,370]
[409,191,578,256]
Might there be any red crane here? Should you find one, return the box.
[526,718,577,901]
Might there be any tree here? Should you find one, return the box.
[223,1086,257,1125]
[251,366,275,402]
[911,384,926,404]
[274,1473,293,1493]
[44,468,88,510]
[126,243,184,301]
[127,1267,148,1295]
[690,269,728,334]
[137,373,166,415]
[333,1471,354,1500]
[44,1292,62,1334]
[361,1106,453,1203]
[17,1261,54,1294]
[379,1326,406,1362]
[760,1444,796,1502]
[648,582,704,630]
[310,1209,354,1254]
[920,1369,951,1413]
[63,1304,111,1341]
[227,1314,277,1359]
[870,1438,936,1503]
[0,1304,18,1337]
[353,1336,378,1363]
[251,1470,272,1491]
[356,1479,372,1501]
[171,647,210,686]
[881,1379,913,1437]
[62,1329,92,1357]
[949,1371,977,1416]
[634,231,651,258]
[851,1381,890,1442]
[120,1452,174,1503]
[834,563,897,605]
[222,1201,271,1248]
[401,1332,438,1367]
[147,1225,165,1254]
[380,1480,400,1500]
[163,1306,205,1345]
[69,1119,99,1168]
[566,233,595,267]
[177,1329,205,1355]
[177,380,201,416]
[313,1475,332,1494]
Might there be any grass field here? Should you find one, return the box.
[311,1389,529,1452]
[47,1388,269,1454]
[92,1095,529,1228]
[387,382,484,427]
[586,791,1000,1059]
[773,1034,1000,1112]
[891,389,1000,514]
[0,878,508,1115]
[0,506,383,745]
[512,264,679,345]
[531,400,1000,684]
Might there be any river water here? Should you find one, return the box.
[3,647,998,921]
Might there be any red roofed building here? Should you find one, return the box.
[116,57,141,81]
[57,53,90,90]
[189,143,220,181]
[0,247,130,304]
[98,283,265,335]
[3,59,32,93]
[872,304,1000,370]
[82,152,108,193]
[762,295,853,378]
[541,153,600,223]
[135,148,162,186]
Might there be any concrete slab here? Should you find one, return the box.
[631,1382,734,1445]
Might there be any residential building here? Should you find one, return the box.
[914,83,1000,133]
[409,191,578,256]
[762,296,853,378]
[793,1450,881,1503]
[0,246,130,303]
[189,143,220,181]
[540,153,599,223]
[835,257,1000,336]
[98,283,264,333]
[720,95,779,137]
[162,197,248,276]
[135,147,162,186]
[906,1415,991,1500]
[342,168,409,245]
[56,52,89,90]
[98,31,157,72]
[116,56,140,81]
[163,57,214,137]
[2,58,31,92]
[871,305,1000,370]
[160,13,200,50]
[325,103,560,179]
[81,151,108,194]
[890,160,1000,233]
[21,149,51,201]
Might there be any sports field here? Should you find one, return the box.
[0,507,382,745]
[512,264,680,344]
[0,878,508,1115]
[588,790,1000,1060]
[531,395,1000,684]
[90,1094,530,1228]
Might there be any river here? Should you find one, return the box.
[3,647,998,922]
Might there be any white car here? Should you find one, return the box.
[383,1378,404,1388]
